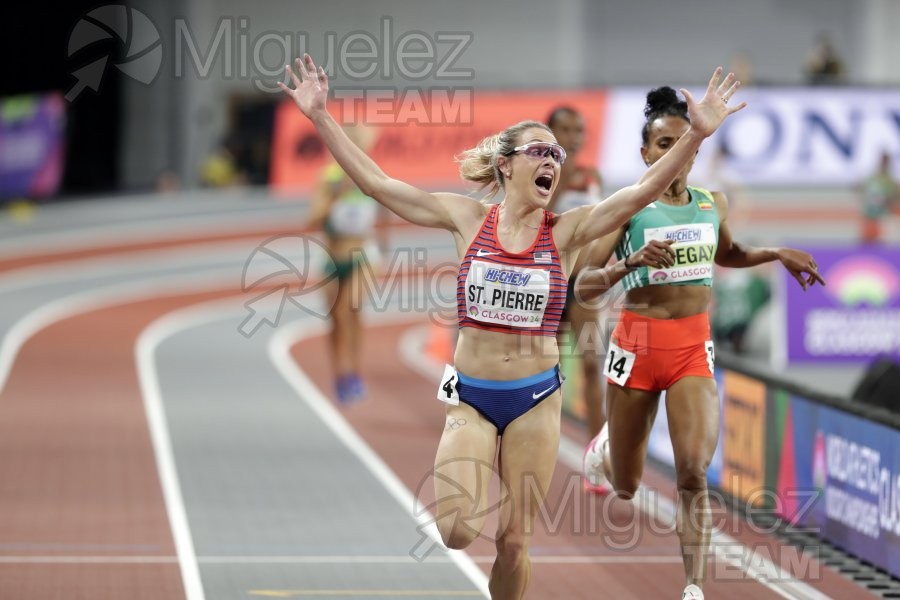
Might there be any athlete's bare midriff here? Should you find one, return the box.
[327,235,369,263]
[454,327,559,380]
[623,285,712,320]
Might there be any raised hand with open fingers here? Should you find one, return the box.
[277,54,329,119]
[682,67,748,138]
[777,248,827,291]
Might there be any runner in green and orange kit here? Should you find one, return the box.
[579,86,825,600]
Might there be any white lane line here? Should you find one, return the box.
[0,556,179,564]
[200,556,464,565]
[556,438,828,600]
[136,306,252,600]
[0,274,244,599]
[202,555,682,565]
[0,268,237,396]
[0,240,263,294]
[0,554,685,566]
[270,316,492,599]
[0,210,298,257]
[134,298,490,598]
[399,324,830,600]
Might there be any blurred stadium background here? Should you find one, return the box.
[1,1,899,598]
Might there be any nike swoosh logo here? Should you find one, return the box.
[532,385,555,400]
[476,249,496,257]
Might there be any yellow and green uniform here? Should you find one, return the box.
[616,186,720,289]
[322,163,378,239]
[321,163,379,281]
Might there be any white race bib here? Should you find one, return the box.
[464,260,550,328]
[603,341,636,386]
[436,364,460,405]
[643,223,716,285]
[705,340,715,374]
[329,199,377,237]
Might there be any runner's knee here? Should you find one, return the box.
[495,530,527,567]
[438,519,479,550]
[675,460,709,493]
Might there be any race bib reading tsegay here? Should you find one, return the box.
[643,223,716,285]
[464,260,550,328]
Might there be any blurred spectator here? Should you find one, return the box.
[155,170,181,195]
[711,267,771,354]
[695,144,750,230]
[728,51,755,87]
[804,33,846,85]
[860,151,899,243]
[310,124,387,405]
[545,105,608,455]
[200,136,248,188]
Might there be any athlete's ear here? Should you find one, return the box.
[496,155,511,177]
[640,145,650,167]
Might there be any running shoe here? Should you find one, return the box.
[335,375,363,405]
[583,423,612,495]
[347,374,367,402]
[682,584,704,599]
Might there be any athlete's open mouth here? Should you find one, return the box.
[535,174,553,193]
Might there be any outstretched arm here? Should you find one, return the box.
[713,192,825,290]
[559,67,746,251]
[278,55,478,230]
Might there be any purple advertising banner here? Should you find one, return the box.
[0,93,66,200]
[785,246,900,362]
[785,396,900,578]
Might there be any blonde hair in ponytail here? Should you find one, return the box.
[456,120,552,199]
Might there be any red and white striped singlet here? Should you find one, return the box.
[456,204,566,336]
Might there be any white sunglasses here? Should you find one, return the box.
[505,142,567,165]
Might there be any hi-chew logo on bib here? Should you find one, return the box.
[644,223,716,284]
[465,260,550,327]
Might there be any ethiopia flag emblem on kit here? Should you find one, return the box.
[698,201,714,210]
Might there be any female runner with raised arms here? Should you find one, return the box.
[580,86,823,600]
[279,55,744,599]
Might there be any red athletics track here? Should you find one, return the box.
[293,321,875,600]
[0,287,250,599]
[0,215,879,599]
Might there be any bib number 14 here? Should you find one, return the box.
[603,341,636,386]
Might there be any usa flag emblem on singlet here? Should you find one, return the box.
[456,205,566,337]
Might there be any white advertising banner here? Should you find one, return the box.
[599,87,900,186]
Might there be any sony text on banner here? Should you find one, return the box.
[785,246,900,362]
[270,90,607,193]
[721,370,767,504]
[783,395,900,578]
[601,88,900,187]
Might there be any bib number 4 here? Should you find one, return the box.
[437,364,460,405]
[603,341,636,386]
